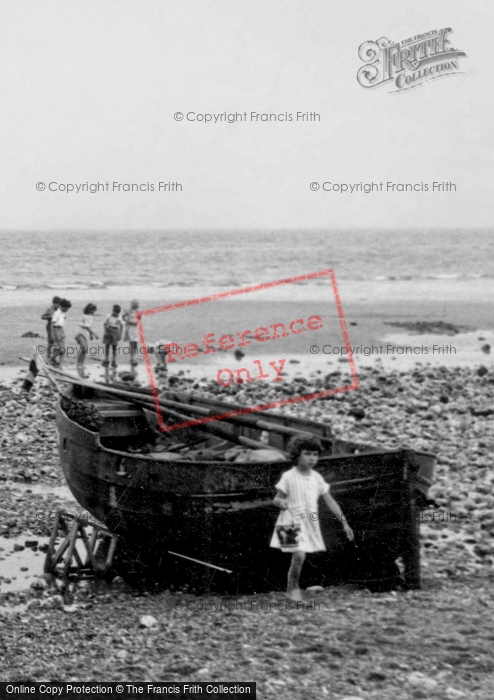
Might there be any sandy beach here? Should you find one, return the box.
[3,278,494,387]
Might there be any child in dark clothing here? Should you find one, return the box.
[41,296,61,360]
[102,305,123,368]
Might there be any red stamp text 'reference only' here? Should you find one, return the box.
[136,269,359,432]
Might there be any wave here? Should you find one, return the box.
[46,282,108,290]
[1,271,494,293]
[371,273,493,282]
[1,229,493,293]
[0,281,108,292]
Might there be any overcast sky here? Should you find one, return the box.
[0,0,492,230]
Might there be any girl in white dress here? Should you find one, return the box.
[271,434,354,601]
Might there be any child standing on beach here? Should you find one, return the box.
[154,339,173,372]
[122,299,140,366]
[41,296,61,360]
[49,299,72,367]
[271,434,354,601]
[102,304,123,369]
[75,303,98,378]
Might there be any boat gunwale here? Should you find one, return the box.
[59,399,431,489]
[61,385,436,461]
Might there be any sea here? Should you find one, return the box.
[1,229,493,291]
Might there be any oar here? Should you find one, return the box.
[168,550,233,574]
[38,365,272,450]
[156,396,332,452]
[99,386,316,444]
[30,361,321,442]
[151,393,332,444]
[206,410,331,443]
[36,363,321,452]
[138,400,269,450]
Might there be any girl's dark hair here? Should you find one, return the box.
[52,296,62,304]
[288,433,323,462]
[112,304,121,314]
[60,299,72,310]
[83,303,97,314]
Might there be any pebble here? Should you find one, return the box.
[348,407,366,420]
[139,614,158,628]
[445,688,467,699]
[63,604,80,613]
[0,382,76,542]
[407,671,438,691]
[30,579,46,591]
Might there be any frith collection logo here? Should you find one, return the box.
[357,28,466,92]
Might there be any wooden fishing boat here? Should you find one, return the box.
[53,376,436,593]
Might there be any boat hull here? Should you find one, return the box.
[57,397,432,592]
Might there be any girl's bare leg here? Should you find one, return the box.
[287,551,306,600]
[130,341,138,365]
[77,339,88,377]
